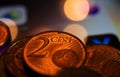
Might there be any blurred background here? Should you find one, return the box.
[0,0,120,47]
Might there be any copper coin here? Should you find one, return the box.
[4,37,31,77]
[101,60,120,77]
[0,18,18,41]
[23,31,86,76]
[0,22,9,46]
[85,45,120,76]
[0,21,11,56]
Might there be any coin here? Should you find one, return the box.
[85,45,120,77]
[0,21,11,56]
[101,60,120,77]
[4,37,31,77]
[0,18,18,41]
[23,31,86,76]
[0,23,8,46]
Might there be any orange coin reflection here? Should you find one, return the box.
[0,23,9,46]
[0,18,18,41]
[23,31,86,76]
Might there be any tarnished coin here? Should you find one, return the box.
[23,31,86,76]
[4,37,31,77]
[85,45,120,77]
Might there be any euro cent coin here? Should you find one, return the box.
[23,31,86,76]
[0,21,10,46]
[4,37,31,77]
[85,45,120,77]
[0,20,11,56]
[0,18,18,41]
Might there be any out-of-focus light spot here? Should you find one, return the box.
[0,5,27,25]
[2,11,19,20]
[63,24,88,44]
[92,37,111,45]
[64,0,89,21]
[89,4,100,15]
[0,18,18,41]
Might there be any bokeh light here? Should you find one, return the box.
[64,0,89,21]
[63,23,88,44]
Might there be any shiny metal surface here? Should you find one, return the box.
[0,22,10,46]
[23,31,86,76]
[85,45,120,77]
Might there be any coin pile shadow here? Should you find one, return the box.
[54,66,103,77]
[22,59,52,77]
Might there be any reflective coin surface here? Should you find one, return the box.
[0,21,11,56]
[0,18,18,41]
[101,60,120,77]
[4,37,31,77]
[85,45,120,77]
[23,31,86,76]
[0,22,10,46]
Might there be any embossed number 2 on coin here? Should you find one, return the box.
[27,37,49,57]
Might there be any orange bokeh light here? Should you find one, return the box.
[64,0,89,21]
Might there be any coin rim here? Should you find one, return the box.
[4,37,31,77]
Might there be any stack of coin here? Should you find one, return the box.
[1,36,43,77]
[1,30,120,77]
[2,31,86,77]
[0,19,12,77]
[3,37,31,77]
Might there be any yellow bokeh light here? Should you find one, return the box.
[64,0,89,21]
